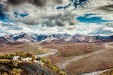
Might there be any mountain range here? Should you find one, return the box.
[0,32,113,44]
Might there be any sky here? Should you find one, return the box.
[77,14,111,23]
[0,0,113,36]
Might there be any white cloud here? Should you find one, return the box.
[71,0,113,21]
[1,0,113,36]
[1,21,113,36]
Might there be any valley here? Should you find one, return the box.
[0,41,113,75]
[41,42,113,75]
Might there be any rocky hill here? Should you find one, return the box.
[0,52,67,75]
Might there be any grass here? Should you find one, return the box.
[42,42,104,64]
[42,43,104,57]
[21,43,56,55]
[0,42,108,75]
[65,48,113,75]
[0,43,52,55]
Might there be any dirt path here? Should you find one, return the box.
[56,43,113,69]
[81,69,108,75]
[37,48,58,57]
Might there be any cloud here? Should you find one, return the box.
[0,0,113,36]
[98,4,113,12]
[8,0,28,5]
[0,0,77,26]
[1,21,113,36]
[1,0,113,23]
[7,3,77,26]
[7,0,48,7]
[71,0,113,21]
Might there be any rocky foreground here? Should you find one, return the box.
[0,52,66,75]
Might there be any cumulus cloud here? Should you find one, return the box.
[0,0,113,36]
[0,0,77,26]
[1,0,113,23]
[72,0,113,21]
[1,21,113,36]
[4,0,112,25]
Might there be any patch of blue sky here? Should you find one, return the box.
[0,12,6,21]
[0,12,16,23]
[77,14,113,23]
[56,0,89,9]
[0,11,28,25]
[14,12,29,18]
[72,0,89,8]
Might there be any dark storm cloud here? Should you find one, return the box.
[33,0,47,7]
[98,4,113,11]
[8,0,28,5]
[7,0,65,7]
[41,13,76,27]
[7,0,47,7]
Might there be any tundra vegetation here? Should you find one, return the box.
[0,52,67,75]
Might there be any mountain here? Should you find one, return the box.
[0,32,36,44]
[0,32,113,44]
[0,37,9,44]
